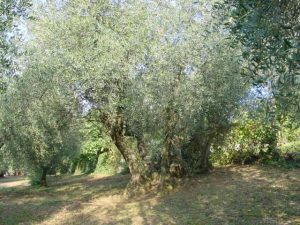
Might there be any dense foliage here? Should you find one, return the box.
[221,0,300,121]
[0,0,299,188]
[211,115,279,165]
[0,54,81,185]
[0,0,31,91]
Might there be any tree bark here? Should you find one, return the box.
[114,133,149,184]
[160,105,176,181]
[188,133,212,174]
[40,167,47,187]
[0,170,5,178]
[110,112,150,185]
[136,134,147,160]
[195,141,211,173]
[161,70,185,183]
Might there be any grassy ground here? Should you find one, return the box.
[0,165,299,225]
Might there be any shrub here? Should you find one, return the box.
[211,118,279,165]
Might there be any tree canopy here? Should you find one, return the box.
[0,0,298,188]
[221,0,300,121]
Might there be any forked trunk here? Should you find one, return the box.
[110,112,150,186]
[114,133,149,185]
[160,103,185,187]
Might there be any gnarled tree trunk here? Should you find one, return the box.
[114,133,149,184]
[161,71,186,185]
[136,134,147,160]
[109,111,150,186]
[194,139,211,174]
[187,132,213,174]
[160,104,177,184]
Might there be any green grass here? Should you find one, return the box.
[0,165,299,225]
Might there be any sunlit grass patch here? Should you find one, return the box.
[0,166,299,225]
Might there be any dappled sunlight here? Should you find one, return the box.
[230,165,300,191]
[0,166,299,225]
[0,176,29,188]
[1,1,299,224]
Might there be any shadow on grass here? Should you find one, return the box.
[0,166,299,225]
[0,176,26,184]
[0,174,129,225]
[63,166,300,225]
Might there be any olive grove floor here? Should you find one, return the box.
[0,165,299,225]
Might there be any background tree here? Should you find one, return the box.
[73,111,120,174]
[0,54,81,185]
[0,0,31,88]
[0,0,31,176]
[220,0,300,122]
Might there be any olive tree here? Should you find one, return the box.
[1,55,81,185]
[220,0,300,121]
[27,0,154,185]
[126,1,247,181]
[0,0,31,89]
[26,0,247,187]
